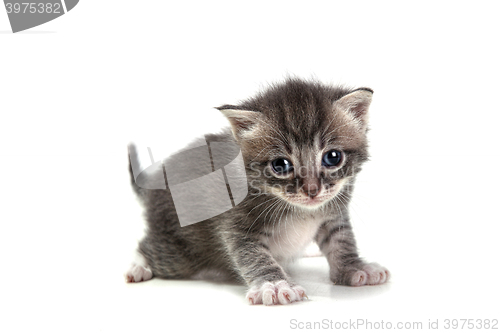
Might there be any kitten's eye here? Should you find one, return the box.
[322,150,342,167]
[271,158,294,175]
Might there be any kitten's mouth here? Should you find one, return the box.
[281,178,349,210]
[286,194,333,209]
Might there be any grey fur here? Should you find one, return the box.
[128,78,388,300]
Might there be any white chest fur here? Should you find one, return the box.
[262,215,325,261]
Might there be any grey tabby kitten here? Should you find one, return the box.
[126,78,389,305]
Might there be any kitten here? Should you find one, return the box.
[125,78,389,305]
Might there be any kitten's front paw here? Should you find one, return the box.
[349,263,390,286]
[246,280,307,306]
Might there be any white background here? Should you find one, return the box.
[1,1,499,332]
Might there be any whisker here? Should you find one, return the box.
[245,197,280,238]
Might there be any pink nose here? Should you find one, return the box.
[305,182,320,198]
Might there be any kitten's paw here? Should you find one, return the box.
[246,280,307,306]
[125,251,153,283]
[125,263,153,283]
[350,263,390,286]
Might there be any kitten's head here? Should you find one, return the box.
[218,79,372,210]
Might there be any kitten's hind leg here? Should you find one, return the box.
[315,218,390,286]
[125,250,153,283]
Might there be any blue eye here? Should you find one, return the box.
[271,158,294,174]
[322,150,342,167]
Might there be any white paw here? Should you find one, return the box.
[350,262,390,286]
[125,264,153,283]
[246,280,307,306]
[125,251,153,283]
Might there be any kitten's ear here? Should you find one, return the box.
[217,106,263,140]
[333,88,373,129]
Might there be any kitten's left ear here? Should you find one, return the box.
[333,88,373,129]
[216,105,263,141]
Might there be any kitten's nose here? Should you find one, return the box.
[305,181,320,198]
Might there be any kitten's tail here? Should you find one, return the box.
[128,143,142,196]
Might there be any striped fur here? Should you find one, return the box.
[126,78,389,305]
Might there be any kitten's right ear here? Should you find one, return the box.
[216,106,263,141]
